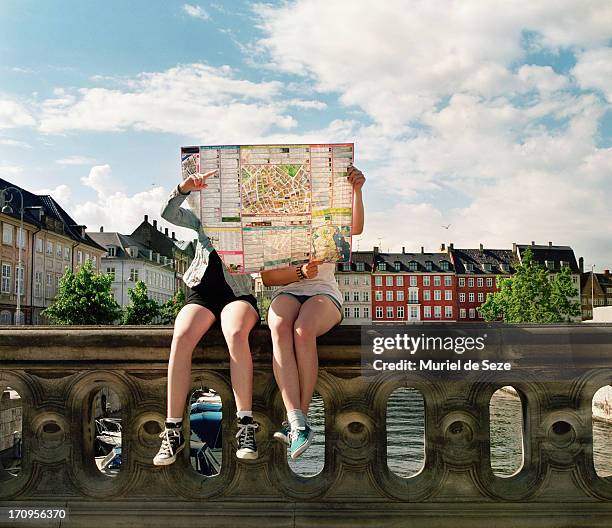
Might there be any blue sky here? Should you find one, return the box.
[1,0,611,267]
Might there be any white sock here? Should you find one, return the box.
[166,416,182,424]
[288,409,306,430]
[236,410,253,420]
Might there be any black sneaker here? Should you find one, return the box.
[153,422,185,466]
[235,416,259,460]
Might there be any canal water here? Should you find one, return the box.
[288,387,612,478]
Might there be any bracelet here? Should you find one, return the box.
[296,265,306,280]
[177,183,191,196]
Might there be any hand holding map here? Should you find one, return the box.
[301,259,324,279]
[179,169,217,193]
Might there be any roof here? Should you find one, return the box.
[88,231,169,265]
[336,251,375,272]
[0,178,106,252]
[515,244,580,273]
[451,248,516,274]
[373,251,454,272]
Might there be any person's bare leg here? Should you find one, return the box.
[167,303,216,418]
[293,296,342,415]
[220,300,259,412]
[268,295,302,413]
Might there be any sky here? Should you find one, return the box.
[1,0,611,268]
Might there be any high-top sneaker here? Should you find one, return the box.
[153,421,185,466]
[235,416,259,460]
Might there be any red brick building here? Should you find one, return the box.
[371,247,456,323]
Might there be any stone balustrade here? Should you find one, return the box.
[1,324,612,527]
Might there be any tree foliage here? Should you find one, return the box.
[42,261,121,325]
[159,288,186,324]
[479,248,581,323]
[121,280,160,325]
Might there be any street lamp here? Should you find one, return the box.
[591,264,596,320]
[0,187,25,325]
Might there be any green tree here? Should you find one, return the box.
[479,247,580,323]
[121,281,160,325]
[42,261,121,325]
[159,288,186,324]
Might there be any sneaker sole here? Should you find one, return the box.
[236,449,258,460]
[273,432,290,445]
[290,429,314,460]
[153,441,185,466]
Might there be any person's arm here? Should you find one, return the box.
[159,169,217,231]
[348,165,365,235]
[261,260,322,286]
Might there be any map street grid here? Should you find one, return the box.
[180,144,354,273]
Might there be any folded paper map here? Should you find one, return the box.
[181,143,354,273]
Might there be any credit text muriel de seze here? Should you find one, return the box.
[369,333,512,372]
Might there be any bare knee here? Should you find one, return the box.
[171,329,199,354]
[294,321,316,345]
[269,316,295,341]
[222,325,251,348]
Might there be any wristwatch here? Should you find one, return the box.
[177,183,191,196]
[296,265,306,280]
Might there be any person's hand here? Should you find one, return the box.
[301,259,323,279]
[347,164,365,191]
[179,169,217,193]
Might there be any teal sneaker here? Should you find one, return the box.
[289,424,314,459]
[273,421,291,446]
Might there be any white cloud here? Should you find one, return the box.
[0,138,32,148]
[37,63,300,141]
[182,4,210,21]
[36,184,73,205]
[0,98,36,129]
[572,48,612,102]
[0,163,24,177]
[56,155,97,165]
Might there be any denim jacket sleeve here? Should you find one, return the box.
[160,184,201,231]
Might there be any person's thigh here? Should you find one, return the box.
[173,303,216,345]
[294,295,342,337]
[220,299,259,337]
[267,294,302,332]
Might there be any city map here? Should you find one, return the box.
[180,144,354,273]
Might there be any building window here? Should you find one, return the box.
[396,275,404,286]
[15,265,24,296]
[0,310,11,324]
[394,261,401,271]
[375,291,383,301]
[440,260,449,271]
[410,306,418,319]
[356,262,365,272]
[46,272,53,298]
[34,271,42,298]
[107,267,116,280]
[353,307,360,319]
[2,224,14,245]
[378,262,386,271]
[353,291,359,302]
[469,308,475,318]
[343,262,351,271]
[56,243,62,258]
[409,276,417,287]
[107,246,116,257]
[425,261,433,272]
[486,277,493,287]
[424,306,431,318]
[397,306,405,319]
[344,307,351,318]
[46,240,53,255]
[344,276,350,285]
[423,276,430,286]
[77,250,83,264]
[385,276,393,286]
[466,263,474,272]
[460,308,466,319]
[36,237,43,253]
[434,290,441,301]
[459,277,465,287]
[375,276,382,286]
[375,306,383,319]
[423,290,431,301]
[459,293,466,303]
[468,277,474,287]
[363,307,370,319]
[386,291,393,301]
[353,276,359,285]
[362,291,369,302]
[1,263,11,293]
[445,290,452,300]
[64,247,70,260]
[386,306,394,319]
[477,277,484,287]
[397,290,404,301]
[344,291,350,302]
[434,276,441,286]
[434,306,441,319]
[85,252,90,263]
[469,292,475,302]
[445,306,453,318]
[408,261,417,272]
[92,256,97,267]
[478,292,484,303]
[15,228,26,249]
[363,276,370,285]
[130,268,139,281]
[444,276,452,286]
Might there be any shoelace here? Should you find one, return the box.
[158,428,182,456]
[236,421,259,450]
[289,425,306,442]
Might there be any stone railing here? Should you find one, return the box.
[1,324,612,527]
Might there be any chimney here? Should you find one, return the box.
[479,243,484,251]
[421,246,424,254]
[172,231,176,240]
[512,242,517,253]
[164,227,169,236]
[548,241,553,247]
[144,214,149,223]
[579,257,584,273]
[402,246,405,254]
[99,226,104,232]
[449,242,454,250]
[373,246,379,255]
[605,269,610,277]
[531,240,535,246]
[440,243,446,252]
[153,219,157,229]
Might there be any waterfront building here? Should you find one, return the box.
[335,251,374,325]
